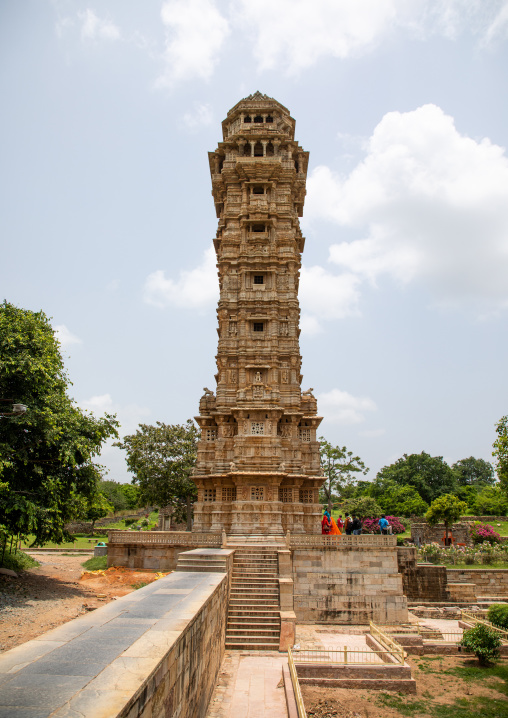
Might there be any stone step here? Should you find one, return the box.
[225,634,281,644]
[297,677,417,693]
[228,609,281,618]
[227,619,280,628]
[225,641,281,651]
[229,597,280,604]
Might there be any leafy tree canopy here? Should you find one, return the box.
[99,479,128,513]
[319,438,368,510]
[0,302,118,545]
[376,451,457,505]
[85,491,114,535]
[115,420,198,529]
[493,415,508,492]
[452,456,495,486]
[473,485,508,516]
[344,496,382,519]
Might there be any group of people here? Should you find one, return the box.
[321,510,393,536]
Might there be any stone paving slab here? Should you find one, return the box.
[0,571,224,718]
[206,652,287,718]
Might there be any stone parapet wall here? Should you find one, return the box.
[292,542,408,624]
[447,568,508,597]
[0,571,228,718]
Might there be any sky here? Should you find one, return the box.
[1,0,508,484]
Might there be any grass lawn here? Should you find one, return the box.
[82,555,107,570]
[445,562,508,569]
[20,510,160,549]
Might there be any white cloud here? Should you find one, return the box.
[233,0,507,74]
[234,0,399,73]
[143,246,218,310]
[299,265,361,332]
[306,104,508,314]
[156,0,229,87]
[317,388,377,424]
[182,102,214,130]
[81,393,150,435]
[78,9,121,41]
[54,324,82,347]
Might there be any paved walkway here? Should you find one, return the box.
[206,652,287,718]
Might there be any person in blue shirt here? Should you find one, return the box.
[378,515,392,535]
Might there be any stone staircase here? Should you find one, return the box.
[225,548,281,650]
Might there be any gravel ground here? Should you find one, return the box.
[0,552,109,652]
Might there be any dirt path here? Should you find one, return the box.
[0,552,165,653]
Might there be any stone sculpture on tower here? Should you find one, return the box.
[192,93,324,535]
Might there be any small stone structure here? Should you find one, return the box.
[411,521,472,546]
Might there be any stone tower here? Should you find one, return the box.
[192,92,323,535]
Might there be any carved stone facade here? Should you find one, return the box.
[192,92,324,535]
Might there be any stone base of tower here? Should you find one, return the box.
[193,500,321,534]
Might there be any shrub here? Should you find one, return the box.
[124,518,136,526]
[82,555,107,570]
[470,522,501,545]
[487,604,508,630]
[361,516,406,535]
[460,623,501,665]
[1,549,39,572]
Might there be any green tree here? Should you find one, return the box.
[115,420,198,531]
[85,491,114,535]
[0,302,118,546]
[473,485,508,516]
[493,415,508,493]
[452,456,495,486]
[98,479,128,513]
[344,496,382,519]
[376,452,458,505]
[425,493,467,545]
[119,483,140,510]
[319,438,368,511]
[381,484,428,517]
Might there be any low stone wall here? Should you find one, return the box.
[447,568,508,597]
[0,567,229,718]
[291,537,408,624]
[107,531,223,571]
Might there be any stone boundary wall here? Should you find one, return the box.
[447,568,508,597]
[0,570,228,718]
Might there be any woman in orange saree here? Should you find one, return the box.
[329,516,342,535]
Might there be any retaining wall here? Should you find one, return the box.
[447,568,508,597]
[291,538,407,624]
[0,569,229,718]
[397,547,449,601]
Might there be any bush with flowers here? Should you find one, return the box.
[470,522,501,545]
[418,541,508,565]
[361,516,406,535]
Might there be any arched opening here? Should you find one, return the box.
[254,115,263,123]
[244,115,252,123]
[243,142,252,156]
[266,115,273,123]
[252,223,265,232]
[253,185,264,194]
[266,142,274,156]
[254,141,263,157]
[294,160,299,172]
